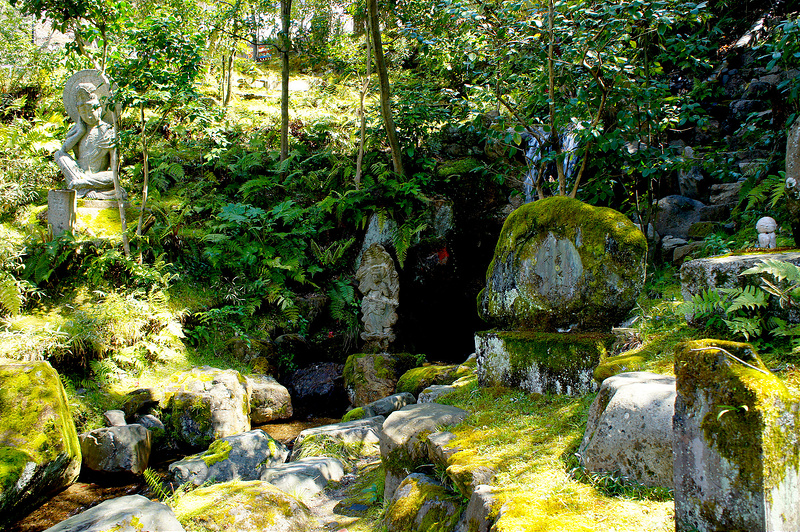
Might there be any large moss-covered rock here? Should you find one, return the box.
[0,360,81,528]
[396,362,472,397]
[246,375,292,424]
[164,366,250,451]
[171,480,315,532]
[343,353,413,407]
[478,197,646,331]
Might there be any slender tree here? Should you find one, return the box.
[280,0,292,168]
[366,0,403,177]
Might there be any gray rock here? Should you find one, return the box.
[43,495,184,532]
[165,366,250,450]
[672,241,704,265]
[673,341,800,531]
[356,213,397,269]
[455,484,496,532]
[709,181,743,206]
[418,384,458,404]
[246,374,292,424]
[134,413,164,433]
[121,388,161,418]
[80,424,151,475]
[261,456,345,499]
[678,147,704,200]
[363,392,416,417]
[286,362,347,418]
[579,372,676,488]
[104,409,126,426]
[478,197,647,332]
[730,98,766,119]
[344,353,401,407]
[290,416,384,461]
[654,195,704,239]
[681,252,800,325]
[380,403,468,500]
[426,431,459,466]
[384,473,462,532]
[169,429,288,486]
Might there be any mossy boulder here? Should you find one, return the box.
[0,360,81,528]
[673,340,800,531]
[384,473,464,532]
[169,430,289,486]
[396,363,471,397]
[436,157,482,179]
[478,197,646,331]
[246,375,292,424]
[164,366,250,451]
[343,353,416,407]
[44,494,185,532]
[171,480,315,532]
[475,330,614,395]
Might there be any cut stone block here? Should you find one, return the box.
[475,330,613,395]
[673,340,800,532]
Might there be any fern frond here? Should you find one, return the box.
[723,316,762,341]
[742,259,800,284]
[0,273,21,316]
[721,286,768,313]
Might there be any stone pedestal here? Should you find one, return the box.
[673,340,800,532]
[47,189,76,236]
[475,331,612,395]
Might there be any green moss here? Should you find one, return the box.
[343,354,369,387]
[675,340,800,492]
[0,447,33,493]
[397,365,460,396]
[201,439,232,467]
[0,361,81,468]
[342,407,366,423]
[385,474,463,532]
[480,197,646,330]
[594,327,696,382]
[687,222,723,240]
[436,158,482,178]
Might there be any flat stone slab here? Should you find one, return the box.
[290,416,384,461]
[80,425,151,475]
[261,456,345,499]
[43,494,184,532]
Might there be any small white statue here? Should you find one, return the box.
[756,216,777,249]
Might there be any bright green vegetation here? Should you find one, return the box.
[200,439,233,467]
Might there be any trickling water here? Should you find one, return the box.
[522,128,580,203]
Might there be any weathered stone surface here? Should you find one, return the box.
[356,244,400,349]
[654,195,704,239]
[678,147,705,200]
[673,340,800,532]
[396,363,471,397]
[169,429,289,486]
[134,414,167,449]
[343,353,399,406]
[380,403,468,500]
[104,409,126,426]
[246,374,292,424]
[479,197,646,332]
[43,494,184,532]
[709,181,744,206]
[418,377,473,404]
[0,360,81,528]
[579,372,676,488]
[261,456,345,499]
[384,473,463,532]
[681,252,800,325]
[121,387,161,418]
[426,431,459,466]
[290,416,384,461]
[171,480,315,532]
[475,330,612,395]
[365,392,416,417]
[80,425,151,475]
[165,366,250,450]
[286,362,347,417]
[47,189,76,236]
[454,484,496,532]
[447,462,495,500]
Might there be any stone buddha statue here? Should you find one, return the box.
[54,70,125,200]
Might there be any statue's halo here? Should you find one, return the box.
[63,69,119,124]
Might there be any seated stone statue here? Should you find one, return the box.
[54,70,125,200]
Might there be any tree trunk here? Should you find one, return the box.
[548,0,565,195]
[280,0,292,169]
[355,16,373,189]
[136,104,149,253]
[367,0,403,177]
[224,51,234,107]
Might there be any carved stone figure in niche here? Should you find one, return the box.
[54,70,125,200]
[756,216,777,249]
[356,244,400,350]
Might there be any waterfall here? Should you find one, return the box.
[522,128,579,203]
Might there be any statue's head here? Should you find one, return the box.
[75,83,102,126]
